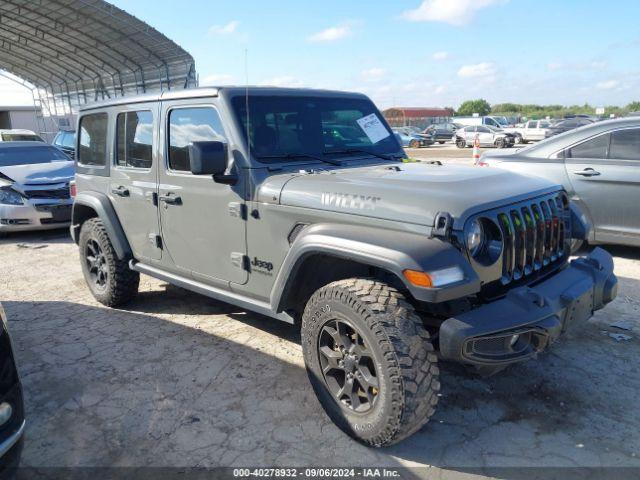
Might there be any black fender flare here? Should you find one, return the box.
[270,223,480,309]
[70,191,132,260]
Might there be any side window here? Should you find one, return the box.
[476,126,489,133]
[62,132,75,149]
[526,121,536,128]
[116,111,153,168]
[567,133,609,159]
[78,113,108,166]
[609,128,640,160]
[168,107,227,171]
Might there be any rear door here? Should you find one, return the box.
[564,128,640,244]
[157,99,248,285]
[109,104,162,261]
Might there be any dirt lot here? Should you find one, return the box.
[1,153,639,477]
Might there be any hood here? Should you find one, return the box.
[269,162,559,227]
[0,161,74,185]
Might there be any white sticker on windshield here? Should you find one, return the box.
[356,113,391,144]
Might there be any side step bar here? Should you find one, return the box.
[129,261,295,324]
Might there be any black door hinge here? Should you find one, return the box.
[155,235,163,249]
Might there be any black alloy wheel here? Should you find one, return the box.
[317,318,379,413]
[85,238,108,291]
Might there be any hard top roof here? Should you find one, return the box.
[79,86,369,112]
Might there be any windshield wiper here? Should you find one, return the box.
[256,152,343,166]
[323,148,402,162]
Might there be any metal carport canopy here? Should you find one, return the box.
[0,0,197,115]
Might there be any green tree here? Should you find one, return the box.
[457,99,491,116]
[626,101,640,112]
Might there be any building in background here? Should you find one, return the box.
[0,105,74,142]
[383,107,454,129]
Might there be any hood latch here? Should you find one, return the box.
[431,211,453,239]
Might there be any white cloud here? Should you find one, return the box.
[401,0,507,26]
[360,68,387,82]
[260,76,306,88]
[308,24,352,42]
[201,74,235,86]
[548,60,607,71]
[432,51,449,61]
[596,80,619,90]
[208,21,239,36]
[457,62,496,78]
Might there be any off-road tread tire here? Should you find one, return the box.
[302,278,440,447]
[79,217,139,307]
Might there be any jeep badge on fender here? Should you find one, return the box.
[70,86,617,447]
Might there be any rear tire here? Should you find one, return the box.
[301,278,439,447]
[79,218,139,307]
[409,139,420,148]
[438,141,445,144]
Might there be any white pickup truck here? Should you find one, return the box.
[504,119,552,144]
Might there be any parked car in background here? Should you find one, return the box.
[0,142,75,237]
[0,303,25,472]
[453,116,504,128]
[0,129,44,142]
[454,125,515,148]
[392,127,434,147]
[479,117,640,247]
[545,117,594,138]
[505,119,553,144]
[423,123,458,143]
[52,130,76,158]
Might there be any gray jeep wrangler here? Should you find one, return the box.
[71,87,617,447]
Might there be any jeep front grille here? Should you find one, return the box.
[465,192,571,294]
[496,193,569,285]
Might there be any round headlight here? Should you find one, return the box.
[465,219,484,257]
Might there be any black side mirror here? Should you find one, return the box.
[189,141,228,175]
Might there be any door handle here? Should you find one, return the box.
[111,186,130,197]
[572,168,601,177]
[159,193,182,205]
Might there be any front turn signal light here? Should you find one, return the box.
[403,270,433,288]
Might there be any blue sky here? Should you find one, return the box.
[2,0,639,109]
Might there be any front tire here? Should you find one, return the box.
[456,138,466,148]
[409,139,420,148]
[301,278,439,447]
[79,217,139,307]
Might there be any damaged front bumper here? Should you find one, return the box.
[439,247,617,368]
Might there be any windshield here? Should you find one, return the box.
[1,133,43,142]
[0,146,70,167]
[493,117,508,126]
[231,95,402,162]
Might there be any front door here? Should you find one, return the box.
[109,105,161,261]
[157,100,248,284]
[476,126,494,146]
[564,128,640,244]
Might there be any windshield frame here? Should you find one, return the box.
[228,93,404,166]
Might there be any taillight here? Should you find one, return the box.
[70,181,77,198]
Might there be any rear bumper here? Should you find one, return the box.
[439,247,617,367]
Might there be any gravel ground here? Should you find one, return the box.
[1,167,639,477]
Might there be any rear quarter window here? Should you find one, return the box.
[78,113,108,166]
